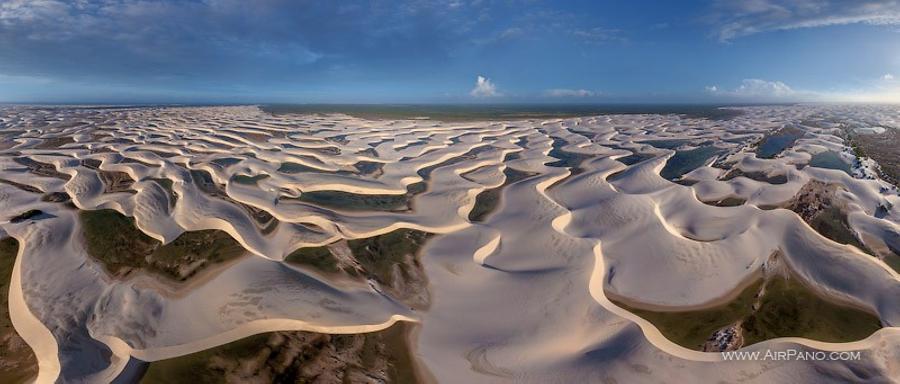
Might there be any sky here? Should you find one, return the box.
[1,0,900,104]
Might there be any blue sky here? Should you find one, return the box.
[1,0,899,104]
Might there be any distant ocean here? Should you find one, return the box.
[261,104,755,121]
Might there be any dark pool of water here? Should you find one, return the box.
[756,126,805,159]
[808,151,851,174]
[660,146,726,180]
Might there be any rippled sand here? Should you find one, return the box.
[0,104,898,383]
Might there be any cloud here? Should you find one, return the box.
[709,0,900,41]
[473,27,527,45]
[0,73,52,85]
[706,78,801,100]
[470,75,499,97]
[544,88,597,97]
[0,0,487,87]
[706,75,900,103]
[571,27,624,44]
[0,1,630,102]
[732,78,794,97]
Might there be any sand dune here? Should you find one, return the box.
[0,104,898,382]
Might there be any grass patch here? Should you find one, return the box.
[140,322,421,384]
[786,182,871,254]
[847,128,900,186]
[613,280,763,350]
[742,277,882,345]
[286,230,432,306]
[284,245,340,274]
[612,275,882,351]
[348,230,431,288]
[883,253,900,274]
[81,210,245,281]
[806,206,870,252]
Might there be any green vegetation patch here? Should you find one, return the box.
[348,229,432,288]
[81,210,245,281]
[806,206,870,252]
[285,230,432,306]
[612,275,882,351]
[847,128,900,186]
[285,230,432,307]
[786,182,871,254]
[284,245,341,275]
[141,322,422,384]
[742,277,882,345]
[613,280,763,350]
[0,238,39,384]
[883,253,900,274]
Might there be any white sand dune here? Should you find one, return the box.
[0,104,898,383]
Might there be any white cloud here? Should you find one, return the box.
[707,77,900,103]
[706,78,801,100]
[710,0,900,41]
[470,75,499,97]
[0,73,53,85]
[571,27,624,44]
[544,88,597,97]
[732,78,794,97]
